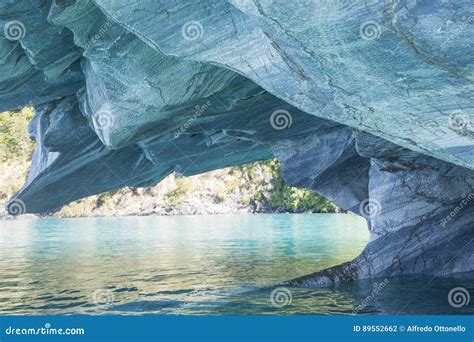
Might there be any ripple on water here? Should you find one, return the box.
[0,214,472,314]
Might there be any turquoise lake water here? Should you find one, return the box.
[0,214,472,315]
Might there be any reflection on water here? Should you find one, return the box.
[0,214,472,315]
[220,274,474,315]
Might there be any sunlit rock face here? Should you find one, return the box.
[1,0,473,280]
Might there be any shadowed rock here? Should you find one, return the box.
[281,133,474,285]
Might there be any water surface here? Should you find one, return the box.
[0,214,472,315]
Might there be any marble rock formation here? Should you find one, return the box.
[1,0,473,282]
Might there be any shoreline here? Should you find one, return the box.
[0,206,346,220]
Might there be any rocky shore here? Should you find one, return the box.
[1,156,339,219]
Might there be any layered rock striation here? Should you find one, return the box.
[1,0,473,281]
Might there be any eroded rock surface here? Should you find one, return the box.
[281,133,474,286]
[1,0,473,280]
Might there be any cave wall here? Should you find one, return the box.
[278,132,474,285]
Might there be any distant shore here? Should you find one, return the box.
[0,200,343,220]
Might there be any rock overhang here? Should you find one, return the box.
[1,0,473,278]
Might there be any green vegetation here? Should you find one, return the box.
[248,159,338,213]
[0,108,35,161]
[165,177,193,205]
[0,109,340,215]
[0,108,35,201]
